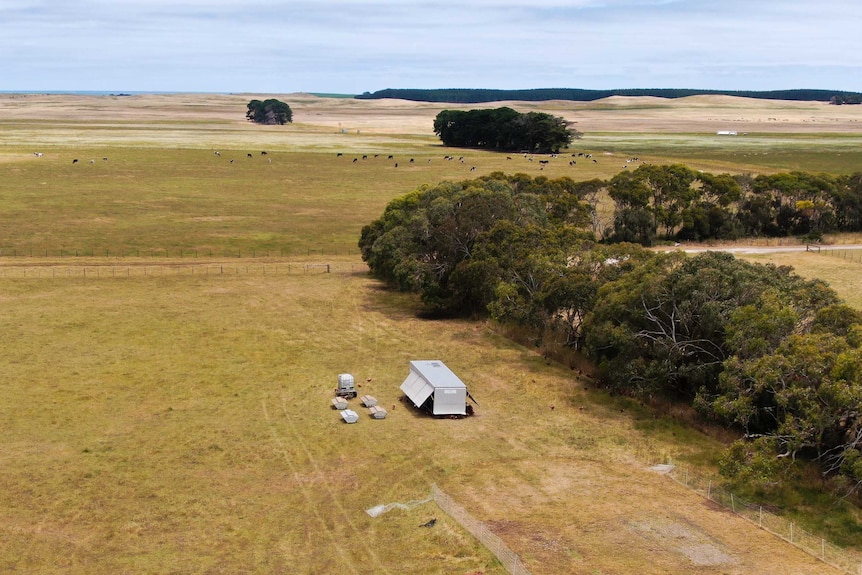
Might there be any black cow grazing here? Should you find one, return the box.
[353,158,358,163]
[214,151,220,156]
[337,152,343,157]
[261,151,268,155]
[103,157,108,161]
[470,166,476,172]
[394,163,398,168]
[72,159,78,164]
[247,153,253,158]
[409,158,414,163]
[230,159,235,163]
[362,155,367,160]
[592,159,597,163]
[387,155,393,159]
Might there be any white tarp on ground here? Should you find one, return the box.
[366,494,433,518]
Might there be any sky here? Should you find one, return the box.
[1,0,860,94]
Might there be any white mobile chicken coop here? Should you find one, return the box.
[399,360,475,416]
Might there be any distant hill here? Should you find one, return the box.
[355,88,862,104]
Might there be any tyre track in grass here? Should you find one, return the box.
[262,398,362,575]
[334,272,442,498]
[274,396,396,575]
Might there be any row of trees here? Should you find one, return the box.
[432,107,579,153]
[604,165,862,245]
[359,173,862,492]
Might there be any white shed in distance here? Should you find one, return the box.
[400,360,470,416]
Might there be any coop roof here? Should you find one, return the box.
[400,360,466,406]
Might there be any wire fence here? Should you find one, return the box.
[812,245,862,264]
[0,247,358,259]
[660,465,862,575]
[0,262,368,279]
[432,484,532,575]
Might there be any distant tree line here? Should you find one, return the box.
[359,172,862,493]
[246,99,293,125]
[356,88,862,104]
[432,107,579,153]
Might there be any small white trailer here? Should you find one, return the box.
[400,360,474,416]
[335,373,357,398]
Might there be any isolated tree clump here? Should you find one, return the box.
[246,99,292,125]
[433,107,579,154]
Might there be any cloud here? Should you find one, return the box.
[1,0,859,92]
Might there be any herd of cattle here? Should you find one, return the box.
[32,149,644,172]
[332,150,630,172]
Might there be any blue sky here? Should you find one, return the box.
[1,0,860,93]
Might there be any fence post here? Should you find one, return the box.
[731,493,735,513]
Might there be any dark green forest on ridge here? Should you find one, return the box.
[357,88,862,104]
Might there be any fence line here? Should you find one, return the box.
[814,247,862,264]
[0,247,358,259]
[660,465,862,575]
[0,262,368,279]
[431,484,532,575]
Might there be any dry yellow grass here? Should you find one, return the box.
[1,93,859,574]
[739,249,862,309]
[0,269,844,575]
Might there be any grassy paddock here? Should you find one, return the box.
[739,250,862,309]
[0,270,841,575]
[1,93,860,573]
